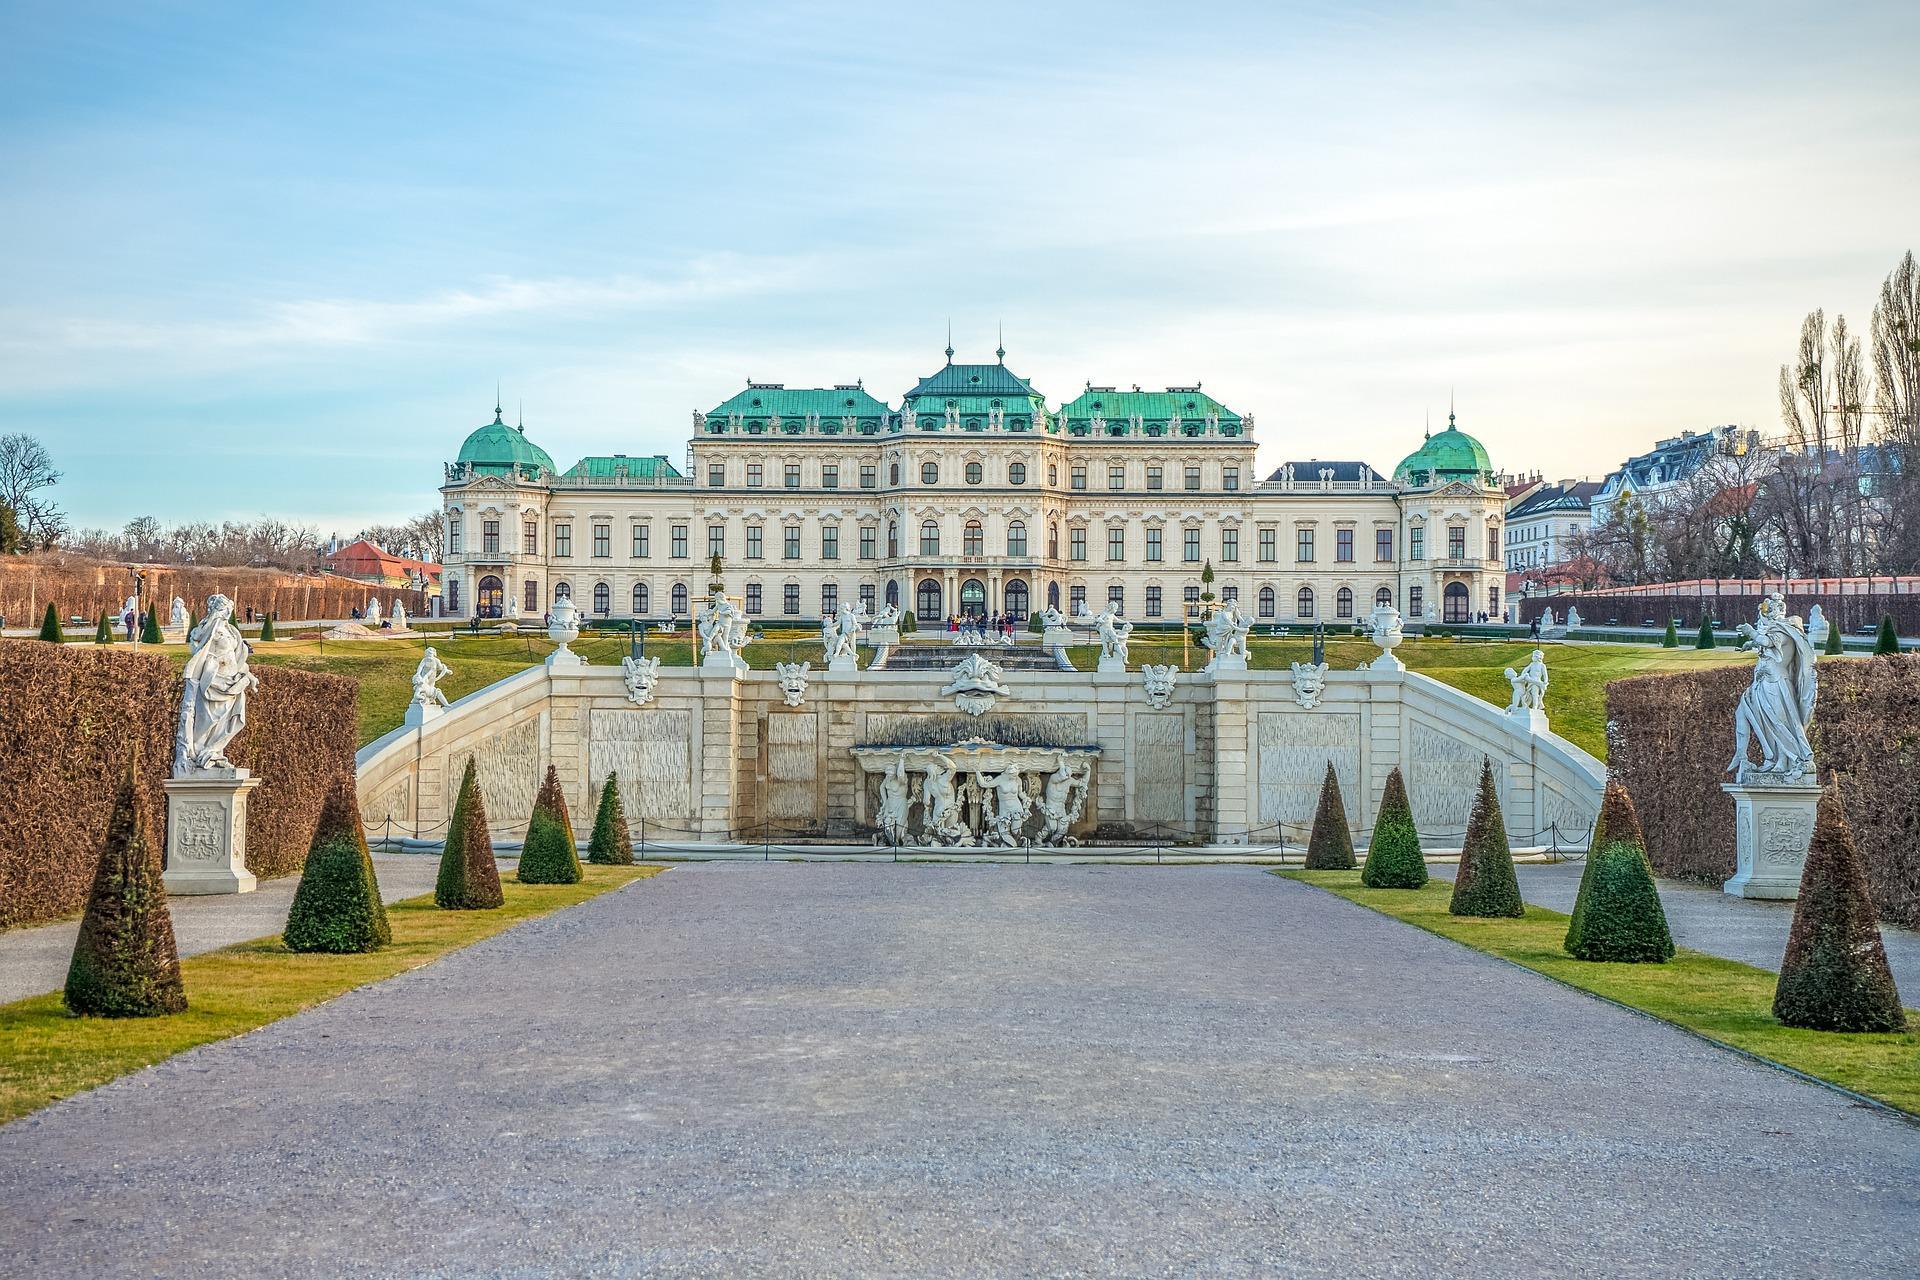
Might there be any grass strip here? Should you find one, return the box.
[1282,869,1920,1116]
[0,865,662,1125]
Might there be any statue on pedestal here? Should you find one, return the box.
[1092,604,1133,669]
[1504,648,1550,714]
[698,595,752,671]
[364,597,382,628]
[391,599,409,631]
[1728,593,1817,784]
[174,594,259,774]
[411,647,451,707]
[1201,604,1251,672]
[169,596,189,631]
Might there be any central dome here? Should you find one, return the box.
[1392,413,1493,486]
[456,407,556,476]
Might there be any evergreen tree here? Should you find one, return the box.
[518,764,584,884]
[1565,779,1646,951]
[1360,766,1427,888]
[1661,619,1678,648]
[1303,763,1355,869]
[140,607,162,644]
[38,603,64,643]
[1873,614,1899,655]
[436,757,504,910]
[64,755,187,1017]
[899,610,917,634]
[586,773,634,865]
[284,779,391,953]
[259,612,277,641]
[94,611,113,644]
[1695,618,1715,649]
[1773,789,1906,1032]
[1567,841,1675,962]
[1824,619,1844,656]
[1448,758,1525,918]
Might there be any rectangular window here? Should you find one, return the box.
[746,526,763,560]
[784,527,801,560]
[1070,527,1086,562]
[1221,528,1238,562]
[822,463,839,489]
[1448,526,1466,561]
[707,524,724,558]
[1409,585,1424,618]
[1489,585,1502,617]
[821,525,839,560]
[632,525,649,558]
[747,463,763,487]
[523,521,538,555]
[1184,465,1201,491]
[1184,528,1201,563]
[524,580,539,613]
[1259,527,1276,562]
[708,463,724,487]
[1108,585,1124,613]
[593,524,611,558]
[1108,464,1124,490]
[1222,585,1237,603]
[1376,529,1393,561]
[1108,527,1125,561]
[859,583,875,613]
[1410,527,1425,561]
[859,526,876,559]
[1488,528,1500,561]
[860,464,876,489]
[1069,585,1086,614]
[447,518,462,555]
[821,583,838,615]
[670,524,688,558]
[1296,529,1314,562]
[1071,466,1086,491]
[1183,585,1201,609]
[1258,590,1275,618]
[553,524,571,558]
[1145,586,1162,617]
[1223,466,1239,492]
[1146,528,1162,562]
[783,584,800,615]
[1336,529,1353,563]
[745,584,762,614]
[785,463,801,489]
[481,519,501,556]
[1146,465,1163,491]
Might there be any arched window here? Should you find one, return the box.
[960,578,986,615]
[1296,587,1315,618]
[889,462,900,485]
[885,579,899,607]
[965,461,983,484]
[476,575,503,619]
[1004,579,1029,619]
[1048,522,1059,558]
[632,583,649,615]
[1375,586,1392,608]
[963,521,983,555]
[671,583,688,616]
[1337,587,1354,618]
[916,577,942,619]
[920,521,940,556]
[553,581,572,602]
[921,461,939,484]
[446,578,461,613]
[1048,581,1061,608]
[1007,520,1027,556]
[1009,462,1026,485]
[1259,586,1276,617]
[1048,464,1059,486]
[593,582,611,615]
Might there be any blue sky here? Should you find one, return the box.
[4,1,1917,534]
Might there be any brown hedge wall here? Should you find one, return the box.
[1,553,427,628]
[1607,654,1920,929]
[0,644,358,929]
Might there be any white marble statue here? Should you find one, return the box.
[1201,604,1252,672]
[391,599,409,631]
[940,651,1011,716]
[775,660,812,707]
[174,594,260,774]
[169,596,188,631]
[621,654,661,705]
[1092,604,1133,669]
[1540,606,1556,630]
[1141,663,1179,709]
[1728,593,1817,784]
[121,593,140,626]
[1035,755,1091,845]
[698,595,752,670]
[1290,660,1330,709]
[364,596,382,627]
[921,754,972,845]
[871,601,902,629]
[411,646,451,707]
[1566,606,1582,630]
[876,754,912,845]
[1038,605,1069,631]
[1806,604,1829,647]
[820,601,861,665]
[1504,648,1550,713]
[982,764,1031,846]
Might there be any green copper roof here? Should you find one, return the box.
[456,408,557,475]
[1055,386,1243,435]
[707,383,890,420]
[905,361,1041,400]
[561,454,683,480]
[1392,413,1495,486]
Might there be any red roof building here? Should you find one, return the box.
[323,539,442,590]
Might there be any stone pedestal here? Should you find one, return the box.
[163,771,261,895]
[827,653,858,673]
[867,626,900,649]
[161,627,189,645]
[1096,652,1127,674]
[701,652,744,676]
[1506,707,1548,735]
[404,700,445,728]
[1206,653,1249,675]
[1042,626,1074,649]
[1367,651,1406,673]
[1722,781,1823,899]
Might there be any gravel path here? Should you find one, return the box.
[1,864,1914,1278]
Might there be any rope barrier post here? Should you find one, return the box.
[637,814,645,854]
[763,823,770,862]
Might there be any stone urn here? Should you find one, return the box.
[547,596,582,666]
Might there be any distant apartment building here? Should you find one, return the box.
[1504,480,1603,576]
[1589,425,1760,526]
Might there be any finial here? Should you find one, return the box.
[1449,387,1455,428]
[517,399,524,433]
[1424,407,1430,440]
[494,381,503,423]
[945,320,954,364]
[996,321,1005,363]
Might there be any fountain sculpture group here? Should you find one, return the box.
[862,744,1096,847]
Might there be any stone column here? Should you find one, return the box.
[163,771,261,895]
[1722,781,1823,899]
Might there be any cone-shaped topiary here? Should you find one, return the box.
[65,754,187,1017]
[899,610,917,634]
[38,603,64,643]
[284,779,391,953]
[1303,763,1356,869]
[140,607,162,644]
[586,773,634,865]
[1361,766,1427,888]
[1565,779,1648,952]
[1773,789,1906,1032]
[436,757,504,910]
[1661,619,1678,648]
[1448,758,1525,918]
[1873,614,1899,655]
[518,764,584,884]
[1567,840,1674,962]
[1824,619,1844,656]
[1695,618,1715,649]
[94,611,113,644]
[259,612,276,641]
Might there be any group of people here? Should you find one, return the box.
[946,613,1017,642]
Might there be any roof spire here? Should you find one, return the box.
[493,382,503,424]
[996,321,1005,363]
[517,399,524,433]
[1424,406,1430,440]
[1449,386,1456,429]
[945,320,954,364]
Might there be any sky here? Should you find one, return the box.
[3,0,1917,535]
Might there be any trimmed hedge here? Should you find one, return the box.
[1567,840,1674,963]
[64,756,187,1018]
[1661,619,1678,648]
[1449,758,1524,918]
[1608,654,1920,929]
[38,603,63,643]
[587,773,634,866]
[437,758,504,910]
[1824,621,1844,656]
[284,780,390,954]
[1361,767,1426,888]
[1773,789,1906,1032]
[140,608,162,645]
[1694,618,1715,649]
[1874,614,1899,655]
[1565,779,1647,953]
[1303,763,1355,870]
[518,764,584,884]
[94,612,112,644]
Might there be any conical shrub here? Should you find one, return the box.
[94,611,113,644]
[1661,619,1678,648]
[587,773,634,866]
[259,613,276,641]
[1695,618,1715,649]
[1873,614,1899,655]
[1823,620,1843,656]
[1565,779,1648,952]
[436,757,504,910]
[38,603,64,643]
[141,607,162,644]
[64,754,187,1017]
[1361,767,1427,888]
[1773,789,1906,1032]
[1303,763,1355,870]
[1567,841,1674,962]
[285,779,391,953]
[1448,758,1524,918]
[518,764,583,884]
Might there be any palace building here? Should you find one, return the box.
[439,348,1507,629]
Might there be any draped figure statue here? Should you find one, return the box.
[174,593,260,773]
[1727,593,1817,784]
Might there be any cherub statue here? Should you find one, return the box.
[411,646,451,707]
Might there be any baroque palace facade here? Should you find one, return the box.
[440,350,1507,629]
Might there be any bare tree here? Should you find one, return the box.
[1780,310,1830,457]
[1873,250,1920,570]
[0,434,64,550]
[354,511,446,563]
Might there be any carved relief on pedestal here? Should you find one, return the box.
[1410,721,1503,835]
[1256,712,1360,829]
[173,801,227,862]
[1760,809,1815,868]
[588,708,692,821]
[446,716,541,826]
[369,775,413,826]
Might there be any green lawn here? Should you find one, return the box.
[0,865,662,1126]
[1284,870,1920,1115]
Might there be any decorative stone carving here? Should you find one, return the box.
[1141,663,1179,708]
[854,740,1102,847]
[698,594,752,674]
[1258,712,1360,830]
[981,763,1031,846]
[1034,754,1091,845]
[1091,604,1133,673]
[621,654,661,705]
[1722,780,1823,899]
[1366,604,1404,671]
[940,652,1011,716]
[820,602,861,671]
[1201,604,1251,674]
[921,754,972,845]
[405,646,452,727]
[163,773,261,895]
[588,708,690,821]
[1566,606,1582,631]
[1504,648,1549,718]
[876,754,912,845]
[1289,661,1329,709]
[775,660,812,707]
[364,596,382,627]
[169,596,188,630]
[447,717,542,827]
[1806,604,1829,648]
[391,599,409,631]
[871,601,902,629]
[546,594,583,667]
[174,593,259,775]
[1728,592,1816,785]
